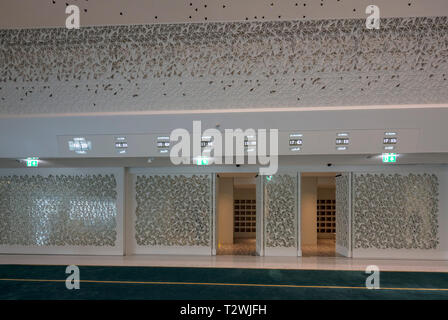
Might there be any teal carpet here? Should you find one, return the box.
[0,264,448,300]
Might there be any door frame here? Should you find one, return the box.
[256,174,264,256]
[297,172,302,256]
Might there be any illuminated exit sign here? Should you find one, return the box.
[26,157,39,167]
[382,153,397,163]
[196,157,209,166]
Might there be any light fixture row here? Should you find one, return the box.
[65,131,400,155]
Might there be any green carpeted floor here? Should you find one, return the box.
[0,264,448,300]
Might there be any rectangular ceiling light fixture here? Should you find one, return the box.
[115,136,128,154]
[68,137,92,154]
[244,136,257,149]
[201,136,213,148]
[289,133,303,148]
[157,136,170,153]
[336,132,349,147]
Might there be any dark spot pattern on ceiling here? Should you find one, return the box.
[0,16,447,114]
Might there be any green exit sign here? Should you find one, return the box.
[382,153,397,163]
[26,158,39,167]
[196,157,209,166]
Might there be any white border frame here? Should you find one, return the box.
[256,174,264,256]
[335,172,352,258]
[297,172,302,257]
[212,173,217,255]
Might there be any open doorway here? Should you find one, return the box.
[301,172,338,257]
[216,173,257,256]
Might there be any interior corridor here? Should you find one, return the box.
[301,173,337,257]
[216,173,257,256]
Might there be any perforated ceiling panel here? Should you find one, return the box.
[1,16,447,115]
[0,1,447,115]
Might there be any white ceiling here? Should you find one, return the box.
[0,0,447,116]
[1,0,447,29]
[1,16,447,115]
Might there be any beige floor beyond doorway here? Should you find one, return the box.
[217,238,256,256]
[302,239,337,257]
